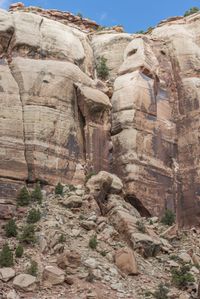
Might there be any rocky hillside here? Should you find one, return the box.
[1,172,200,299]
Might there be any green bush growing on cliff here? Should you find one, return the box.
[31,182,43,204]
[27,260,38,277]
[55,182,64,196]
[136,220,146,233]
[5,219,18,238]
[15,244,24,258]
[153,283,169,299]
[20,224,36,244]
[0,244,14,267]
[17,186,31,206]
[27,208,41,224]
[77,12,83,18]
[89,235,98,250]
[135,30,145,34]
[96,56,109,80]
[171,264,194,289]
[161,209,175,226]
[184,7,199,17]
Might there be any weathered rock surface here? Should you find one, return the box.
[0,8,111,202]
[43,266,65,285]
[111,12,200,227]
[114,247,138,275]
[1,4,200,226]
[0,268,15,282]
[13,274,36,291]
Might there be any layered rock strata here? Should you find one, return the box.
[1,4,200,226]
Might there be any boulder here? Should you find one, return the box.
[6,290,20,299]
[57,250,81,270]
[192,253,200,267]
[13,274,36,291]
[83,258,99,269]
[81,220,96,230]
[178,252,191,263]
[114,247,138,275]
[133,233,161,257]
[43,266,65,285]
[86,171,124,214]
[61,195,82,209]
[86,171,113,196]
[0,267,15,282]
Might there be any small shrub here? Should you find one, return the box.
[89,235,97,250]
[184,7,199,17]
[27,260,38,276]
[171,264,195,289]
[136,220,146,233]
[135,30,145,34]
[31,182,42,204]
[170,255,180,261]
[55,182,64,196]
[96,56,109,80]
[161,209,176,226]
[77,12,83,18]
[0,244,14,267]
[153,283,169,299]
[17,186,30,206]
[58,234,66,243]
[20,224,36,244]
[15,244,24,258]
[27,208,41,224]
[5,219,18,238]
[146,26,154,32]
[100,250,107,257]
[149,219,153,225]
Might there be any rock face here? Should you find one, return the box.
[1,4,200,226]
[0,8,111,202]
[111,14,200,227]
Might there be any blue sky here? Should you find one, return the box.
[1,0,200,32]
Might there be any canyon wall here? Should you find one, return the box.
[1,4,200,226]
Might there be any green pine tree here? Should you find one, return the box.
[20,224,36,244]
[55,182,64,196]
[31,182,42,204]
[27,260,38,276]
[17,186,30,206]
[184,7,199,17]
[0,244,14,267]
[15,244,24,258]
[5,219,18,238]
[96,56,109,80]
[27,208,41,224]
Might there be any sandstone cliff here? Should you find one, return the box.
[1,3,200,227]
